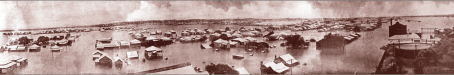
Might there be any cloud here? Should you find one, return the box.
[0,1,139,30]
[126,1,319,21]
[0,1,26,31]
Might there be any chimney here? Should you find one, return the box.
[390,18,393,26]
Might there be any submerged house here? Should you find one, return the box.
[28,44,40,51]
[0,53,27,74]
[114,57,123,69]
[263,62,289,74]
[95,55,113,67]
[93,50,105,60]
[127,51,139,59]
[276,54,299,66]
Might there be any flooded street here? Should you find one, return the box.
[0,22,392,74]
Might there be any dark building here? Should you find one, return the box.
[389,21,407,37]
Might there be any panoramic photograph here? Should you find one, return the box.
[1,1,454,74]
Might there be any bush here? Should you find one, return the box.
[205,63,239,74]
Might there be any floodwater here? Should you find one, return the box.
[1,18,422,74]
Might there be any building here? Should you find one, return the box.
[92,50,105,60]
[388,33,421,44]
[389,22,408,37]
[276,54,299,66]
[95,55,112,67]
[114,57,123,69]
[0,52,27,74]
[127,51,139,59]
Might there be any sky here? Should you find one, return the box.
[2,1,454,30]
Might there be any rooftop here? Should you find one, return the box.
[389,33,420,40]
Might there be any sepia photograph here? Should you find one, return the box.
[1,1,454,74]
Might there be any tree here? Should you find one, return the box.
[205,63,239,74]
[18,36,30,45]
[379,57,397,74]
[284,34,307,48]
[37,36,50,45]
[225,27,230,31]
[37,36,50,42]
[219,34,230,40]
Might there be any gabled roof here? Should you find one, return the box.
[390,22,406,27]
[270,63,289,73]
[130,39,141,43]
[114,57,123,62]
[264,62,276,68]
[96,55,112,62]
[279,54,296,62]
[51,45,60,49]
[145,46,162,51]
[93,50,105,55]
[29,44,40,48]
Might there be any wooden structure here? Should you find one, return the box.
[389,22,407,37]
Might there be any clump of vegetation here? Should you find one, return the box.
[376,45,406,74]
[18,36,31,45]
[411,28,454,73]
[205,63,239,74]
[283,34,308,48]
